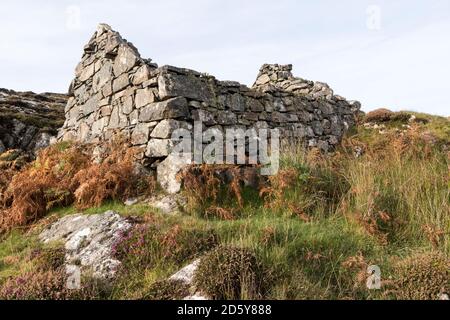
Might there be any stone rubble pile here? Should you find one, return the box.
[58,23,361,193]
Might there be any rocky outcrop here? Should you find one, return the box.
[39,211,131,282]
[58,23,361,193]
[0,88,67,153]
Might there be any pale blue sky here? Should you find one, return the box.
[0,0,449,115]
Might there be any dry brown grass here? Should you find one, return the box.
[0,144,91,229]
[71,143,140,209]
[259,168,297,210]
[0,138,155,231]
[179,164,256,218]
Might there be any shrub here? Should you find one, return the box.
[0,270,69,300]
[364,108,394,123]
[193,246,266,300]
[389,252,449,300]
[0,270,109,300]
[389,112,412,123]
[30,245,66,271]
[144,279,190,300]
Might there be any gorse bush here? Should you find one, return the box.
[194,246,266,300]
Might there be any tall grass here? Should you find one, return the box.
[340,128,449,253]
[1,116,448,300]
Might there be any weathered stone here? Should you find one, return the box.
[150,119,192,139]
[112,73,130,93]
[108,106,123,128]
[145,139,175,157]
[78,63,95,82]
[65,97,77,113]
[113,45,138,76]
[81,95,100,116]
[93,61,113,93]
[158,72,214,102]
[312,121,324,135]
[122,94,134,115]
[129,109,139,125]
[271,112,290,123]
[135,87,156,108]
[139,97,189,122]
[227,93,245,112]
[146,194,186,214]
[246,98,264,112]
[39,211,132,281]
[157,153,192,194]
[192,109,215,125]
[132,64,151,85]
[104,34,121,57]
[131,122,156,145]
[142,77,158,88]
[91,117,110,136]
[99,105,112,117]
[273,98,287,112]
[216,110,237,125]
[255,74,270,86]
[102,81,113,97]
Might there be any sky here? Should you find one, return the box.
[0,0,449,116]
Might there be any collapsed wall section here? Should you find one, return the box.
[59,24,361,193]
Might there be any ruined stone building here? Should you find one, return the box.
[58,24,361,192]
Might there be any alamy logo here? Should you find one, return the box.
[171,121,280,175]
[366,265,381,290]
[366,5,382,31]
[65,5,81,31]
[66,265,81,290]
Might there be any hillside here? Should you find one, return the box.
[0,88,67,153]
[0,108,448,300]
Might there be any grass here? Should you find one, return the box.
[49,201,155,218]
[0,230,44,283]
[0,112,448,300]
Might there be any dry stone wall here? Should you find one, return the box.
[59,24,361,192]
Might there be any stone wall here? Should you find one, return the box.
[58,24,361,192]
